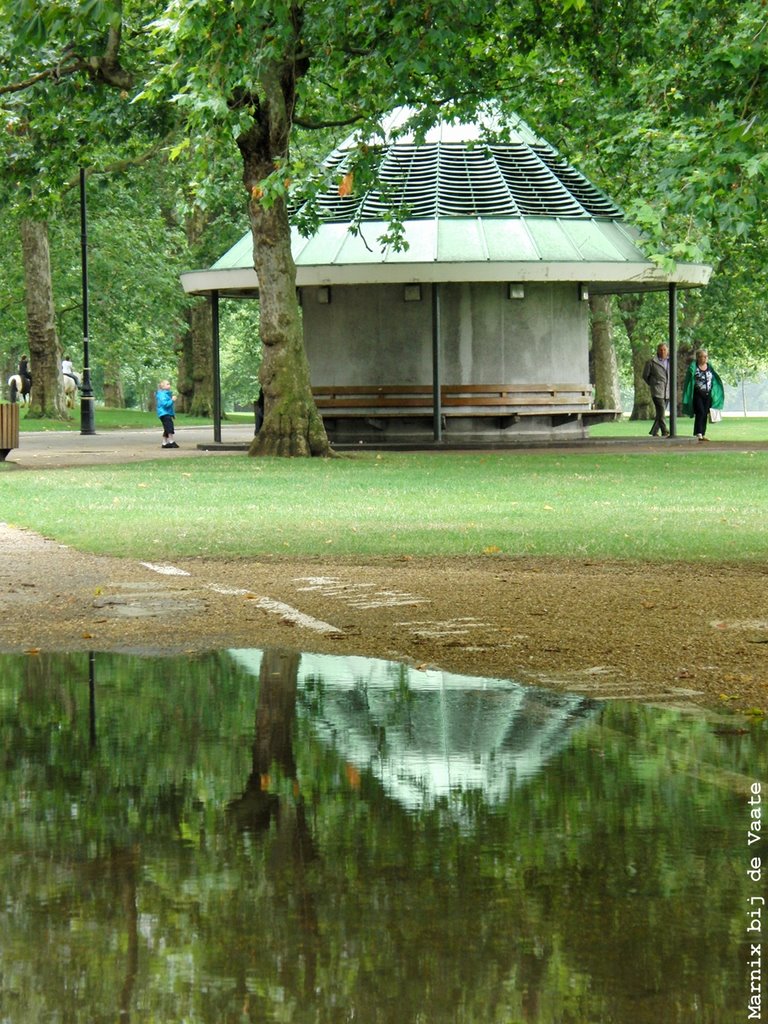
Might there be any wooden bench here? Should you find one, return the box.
[0,403,19,460]
[312,383,616,425]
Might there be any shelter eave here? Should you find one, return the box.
[181,260,711,297]
[181,267,260,297]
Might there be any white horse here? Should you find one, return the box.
[8,373,31,405]
[62,373,79,409]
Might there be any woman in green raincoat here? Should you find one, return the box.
[681,348,724,441]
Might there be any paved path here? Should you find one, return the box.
[3,425,255,469]
[4,424,768,469]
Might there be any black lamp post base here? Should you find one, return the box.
[80,395,95,435]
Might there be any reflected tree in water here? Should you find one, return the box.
[227,649,319,1006]
[0,650,761,1023]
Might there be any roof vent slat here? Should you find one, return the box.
[294,114,623,225]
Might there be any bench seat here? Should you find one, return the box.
[312,383,614,422]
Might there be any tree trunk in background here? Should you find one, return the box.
[618,294,654,421]
[675,300,703,416]
[186,300,213,417]
[103,361,125,408]
[177,323,191,411]
[675,341,695,416]
[629,345,654,421]
[176,308,192,413]
[20,219,66,419]
[178,206,214,417]
[589,294,621,413]
[176,302,213,416]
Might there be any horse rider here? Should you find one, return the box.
[18,355,32,389]
[62,354,81,387]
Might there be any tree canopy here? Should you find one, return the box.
[2,0,768,435]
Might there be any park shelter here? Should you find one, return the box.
[181,106,712,444]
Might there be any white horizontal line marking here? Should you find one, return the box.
[140,562,191,577]
[255,597,342,635]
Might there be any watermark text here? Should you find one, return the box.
[747,781,763,1020]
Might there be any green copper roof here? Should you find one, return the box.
[208,216,646,270]
[182,107,711,295]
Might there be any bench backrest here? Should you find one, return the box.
[312,383,594,410]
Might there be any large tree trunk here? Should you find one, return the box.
[589,294,621,413]
[618,295,654,421]
[237,65,332,458]
[246,198,330,456]
[20,219,66,419]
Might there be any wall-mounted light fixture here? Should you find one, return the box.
[507,283,525,300]
[403,284,422,302]
[578,284,590,302]
[317,286,331,304]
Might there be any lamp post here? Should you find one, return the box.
[668,283,677,438]
[79,166,95,435]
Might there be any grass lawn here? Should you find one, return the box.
[1,448,767,562]
[15,407,768,441]
[590,415,768,443]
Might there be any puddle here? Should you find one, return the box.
[0,650,764,1023]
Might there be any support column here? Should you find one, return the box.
[212,290,222,443]
[668,283,677,437]
[431,282,442,443]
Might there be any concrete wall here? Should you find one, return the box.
[301,281,590,386]
[301,283,432,384]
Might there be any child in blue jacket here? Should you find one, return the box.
[156,380,178,448]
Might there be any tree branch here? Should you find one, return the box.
[292,114,365,130]
[2,10,133,96]
[62,139,170,191]
[0,60,81,95]
[85,19,134,90]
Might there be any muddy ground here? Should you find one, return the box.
[1,521,766,714]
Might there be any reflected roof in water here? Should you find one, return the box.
[1,649,761,1023]
[229,651,597,812]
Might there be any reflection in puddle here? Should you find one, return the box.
[232,650,598,813]
[0,649,763,1023]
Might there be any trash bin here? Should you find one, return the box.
[0,403,19,461]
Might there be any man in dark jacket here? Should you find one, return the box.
[642,343,670,437]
